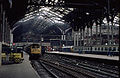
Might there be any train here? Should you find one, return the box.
[73,45,119,56]
[2,45,24,64]
[59,46,73,52]
[25,44,45,60]
[58,45,119,56]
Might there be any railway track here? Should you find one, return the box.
[60,58,119,78]
[31,53,119,78]
[38,60,82,78]
[39,59,105,78]
[42,54,119,78]
[31,60,59,78]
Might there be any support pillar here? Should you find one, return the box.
[61,35,63,40]
[74,31,76,46]
[0,3,3,66]
[96,25,98,45]
[64,34,66,40]
[82,29,85,46]
[90,27,93,52]
[10,30,13,44]
[76,31,79,46]
[87,27,89,46]
[107,0,110,45]
[2,11,5,43]
[78,29,81,46]
[0,42,2,66]
[100,25,102,45]
[107,22,110,45]
[111,23,114,44]
[80,29,82,46]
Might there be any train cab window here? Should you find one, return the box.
[32,46,39,48]
[32,46,35,48]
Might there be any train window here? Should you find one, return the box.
[88,48,89,50]
[95,47,97,50]
[118,47,119,51]
[98,47,100,50]
[101,47,103,51]
[96,47,98,50]
[113,47,116,51]
[81,48,83,50]
[92,47,94,50]
[109,47,112,51]
[105,47,108,51]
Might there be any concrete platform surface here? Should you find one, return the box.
[47,51,119,61]
[0,52,40,78]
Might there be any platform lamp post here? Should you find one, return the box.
[107,0,111,45]
[0,2,3,66]
[0,42,1,66]
[41,36,44,46]
[90,24,93,53]
[60,35,62,48]
[107,0,111,56]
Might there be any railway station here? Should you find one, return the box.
[0,0,119,78]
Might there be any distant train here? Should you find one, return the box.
[59,46,73,52]
[73,45,119,56]
[25,44,45,60]
[58,45,119,56]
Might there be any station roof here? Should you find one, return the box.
[1,0,119,27]
[1,0,120,38]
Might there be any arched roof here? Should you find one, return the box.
[1,0,119,42]
[2,0,119,29]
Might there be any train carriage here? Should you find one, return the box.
[60,46,73,52]
[74,45,119,56]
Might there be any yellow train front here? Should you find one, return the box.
[28,44,45,60]
[2,46,24,64]
[10,47,24,63]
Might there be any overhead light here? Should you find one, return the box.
[86,12,90,15]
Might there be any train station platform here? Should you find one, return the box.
[46,51,119,61]
[0,52,40,78]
